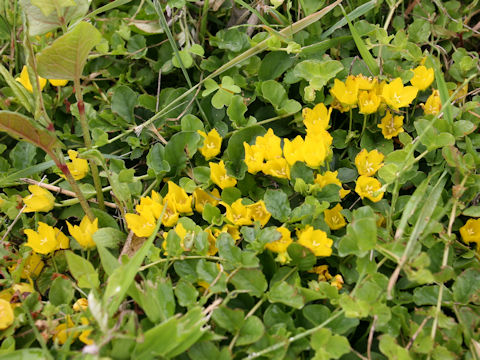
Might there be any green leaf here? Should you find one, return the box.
[338,206,376,257]
[293,59,343,95]
[268,281,304,309]
[49,276,74,306]
[288,243,316,271]
[20,0,89,36]
[258,52,295,81]
[146,143,170,176]
[65,251,100,289]
[379,335,412,360]
[92,228,126,249]
[31,0,75,16]
[311,328,350,359]
[174,279,199,307]
[103,217,161,316]
[0,111,62,161]
[111,86,138,123]
[37,22,102,80]
[230,268,267,297]
[453,268,480,304]
[212,305,245,332]
[264,189,291,222]
[164,132,201,176]
[227,95,248,128]
[237,316,265,346]
[463,206,480,217]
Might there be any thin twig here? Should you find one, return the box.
[367,315,377,360]
[20,178,118,209]
[406,316,430,350]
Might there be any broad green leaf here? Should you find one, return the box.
[37,22,102,80]
[237,316,265,346]
[230,269,267,297]
[92,228,126,249]
[268,281,304,309]
[258,52,295,80]
[174,279,199,307]
[338,206,376,257]
[227,95,248,128]
[164,132,201,176]
[264,189,291,222]
[212,305,245,332]
[20,0,89,36]
[453,268,480,304]
[49,277,74,306]
[111,85,138,123]
[293,59,343,101]
[311,328,350,359]
[31,0,76,16]
[0,111,62,161]
[379,335,412,360]
[288,243,316,271]
[65,251,100,289]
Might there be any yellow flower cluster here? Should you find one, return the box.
[354,149,385,203]
[243,108,333,178]
[23,185,55,213]
[67,215,99,249]
[198,129,222,160]
[24,222,70,255]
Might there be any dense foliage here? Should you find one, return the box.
[1,0,480,359]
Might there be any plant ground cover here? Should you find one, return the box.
[1,0,480,358]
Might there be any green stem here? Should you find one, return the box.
[361,113,368,138]
[348,108,353,134]
[387,180,400,235]
[73,77,105,211]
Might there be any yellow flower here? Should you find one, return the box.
[55,228,70,250]
[247,200,271,227]
[213,224,241,241]
[355,175,384,202]
[331,274,344,290]
[223,199,252,226]
[125,211,157,237]
[136,191,163,219]
[355,149,384,177]
[355,75,377,90]
[302,103,332,132]
[49,79,69,87]
[314,171,350,198]
[63,150,89,181]
[243,143,265,174]
[460,218,480,244]
[15,65,47,93]
[17,253,45,279]
[205,229,218,256]
[23,185,55,213]
[25,222,59,254]
[263,158,290,179]
[330,76,358,106]
[283,136,305,166]
[410,65,434,91]
[311,265,332,282]
[297,226,333,257]
[210,160,237,189]
[67,216,98,249]
[421,89,441,115]
[377,111,404,139]
[193,188,220,213]
[73,298,89,312]
[324,204,347,230]
[303,131,332,169]
[265,227,292,253]
[79,317,94,345]
[382,78,418,110]
[53,317,77,345]
[198,129,222,160]
[255,129,282,161]
[161,200,179,227]
[165,181,192,213]
[0,299,14,330]
[358,90,381,115]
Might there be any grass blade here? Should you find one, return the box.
[340,4,380,75]
[321,0,376,39]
